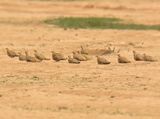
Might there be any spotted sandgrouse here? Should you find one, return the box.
[6,48,19,58]
[34,50,50,61]
[25,51,41,62]
[118,54,131,63]
[77,51,92,60]
[80,46,89,55]
[18,52,26,61]
[51,51,66,62]
[133,51,144,61]
[144,54,157,62]
[96,56,110,65]
[73,51,87,61]
[68,56,80,64]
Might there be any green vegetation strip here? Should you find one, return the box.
[44,17,160,30]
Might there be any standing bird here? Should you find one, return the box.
[25,51,41,62]
[80,46,89,55]
[144,54,157,62]
[77,51,92,60]
[34,50,50,61]
[18,52,26,61]
[51,51,66,62]
[6,48,19,58]
[73,51,87,61]
[96,56,110,65]
[133,51,144,61]
[68,56,80,64]
[118,54,131,63]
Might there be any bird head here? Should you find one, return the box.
[51,51,55,54]
[133,50,136,54]
[117,54,121,57]
[24,51,28,55]
[72,51,76,54]
[34,50,37,52]
[17,52,21,55]
[77,51,81,54]
[96,56,99,58]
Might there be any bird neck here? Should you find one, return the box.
[25,52,29,56]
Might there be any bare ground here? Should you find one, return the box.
[0,0,160,119]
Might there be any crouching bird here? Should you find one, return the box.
[118,54,131,63]
[34,50,50,61]
[25,51,41,62]
[51,51,66,62]
[144,54,157,62]
[96,56,110,65]
[68,56,80,64]
[6,48,19,58]
[133,50,144,61]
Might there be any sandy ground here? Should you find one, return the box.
[0,0,160,119]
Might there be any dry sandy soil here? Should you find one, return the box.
[0,0,160,119]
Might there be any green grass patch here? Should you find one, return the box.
[44,17,160,30]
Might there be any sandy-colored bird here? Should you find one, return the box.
[6,48,19,58]
[25,51,41,62]
[144,54,157,62]
[73,51,87,61]
[18,52,26,61]
[80,46,89,54]
[68,56,80,64]
[77,51,92,60]
[34,50,50,61]
[51,51,66,62]
[133,51,145,61]
[118,54,131,63]
[96,56,110,65]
